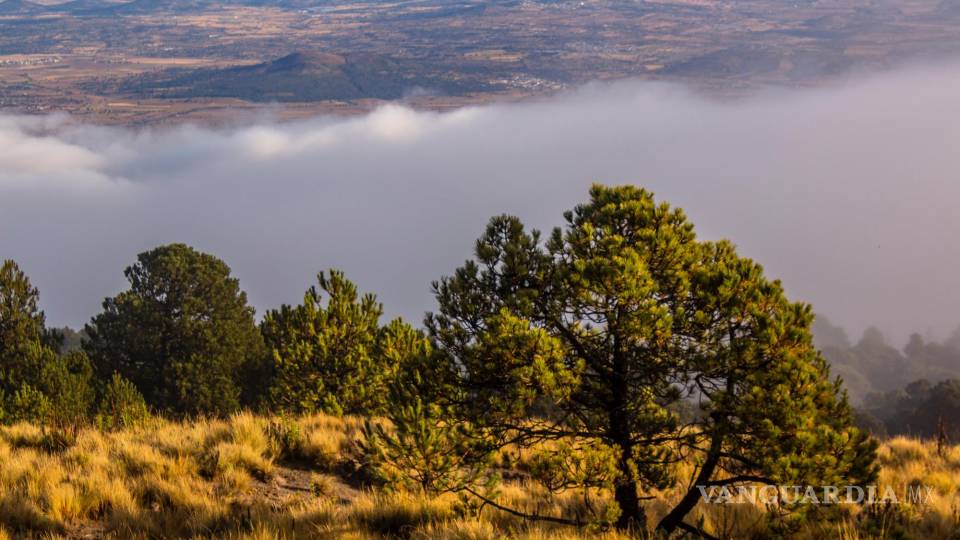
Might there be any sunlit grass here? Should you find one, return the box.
[0,416,957,538]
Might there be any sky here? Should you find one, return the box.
[2,62,959,345]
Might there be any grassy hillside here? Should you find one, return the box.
[0,414,957,539]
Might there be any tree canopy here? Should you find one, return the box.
[425,184,877,532]
[84,243,266,416]
[0,260,96,426]
[859,378,960,441]
[0,260,48,394]
[262,270,425,416]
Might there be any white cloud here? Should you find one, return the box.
[1,62,959,344]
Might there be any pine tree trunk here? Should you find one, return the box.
[610,341,645,531]
[656,430,723,535]
[613,457,644,530]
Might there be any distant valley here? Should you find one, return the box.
[2,0,960,124]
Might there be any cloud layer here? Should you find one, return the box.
[2,64,960,343]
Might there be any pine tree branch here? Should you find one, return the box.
[703,474,775,487]
[462,487,583,526]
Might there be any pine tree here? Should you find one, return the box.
[361,366,494,495]
[0,260,47,394]
[0,260,95,426]
[263,270,421,415]
[84,244,266,416]
[427,184,878,532]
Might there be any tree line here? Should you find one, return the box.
[815,316,960,405]
[812,316,960,440]
[856,379,960,441]
[0,184,877,535]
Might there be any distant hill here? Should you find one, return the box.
[815,315,960,405]
[44,0,505,14]
[939,0,960,16]
[49,0,133,15]
[663,46,783,78]
[120,51,489,102]
[49,0,213,14]
[0,0,47,14]
[108,0,212,14]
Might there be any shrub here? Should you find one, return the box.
[6,383,52,424]
[39,350,96,429]
[262,271,426,417]
[266,418,303,460]
[96,374,150,431]
[361,363,495,496]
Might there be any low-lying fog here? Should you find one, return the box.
[2,63,959,344]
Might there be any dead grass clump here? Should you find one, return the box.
[349,491,456,537]
[199,413,274,481]
[881,437,930,467]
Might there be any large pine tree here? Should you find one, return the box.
[84,244,266,416]
[427,184,877,532]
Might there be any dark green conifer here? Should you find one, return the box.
[84,244,266,416]
[263,270,422,415]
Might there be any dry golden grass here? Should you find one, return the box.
[0,417,958,539]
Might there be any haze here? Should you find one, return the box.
[2,62,959,344]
